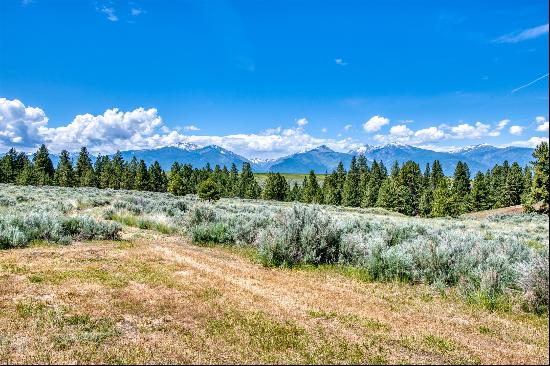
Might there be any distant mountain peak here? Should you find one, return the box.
[313,145,334,152]
[448,143,495,154]
[175,142,200,151]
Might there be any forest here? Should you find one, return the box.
[1,142,548,217]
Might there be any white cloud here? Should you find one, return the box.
[495,24,549,43]
[508,136,549,148]
[363,115,389,133]
[0,98,48,149]
[335,58,347,66]
[509,125,523,135]
[0,98,364,159]
[321,127,327,133]
[183,125,200,131]
[344,124,352,131]
[389,124,414,137]
[536,116,549,132]
[414,126,445,142]
[99,6,118,21]
[131,8,143,16]
[449,122,491,139]
[296,118,308,127]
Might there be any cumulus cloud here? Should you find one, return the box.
[131,8,143,16]
[0,98,364,159]
[414,126,445,142]
[494,24,549,43]
[448,122,491,139]
[363,115,390,133]
[321,127,328,133]
[183,125,200,131]
[508,136,549,148]
[344,124,352,131]
[536,116,549,132]
[0,98,49,148]
[296,118,308,127]
[509,125,523,135]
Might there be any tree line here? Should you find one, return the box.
[1,143,548,216]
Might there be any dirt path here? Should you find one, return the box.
[153,237,549,365]
[0,233,548,364]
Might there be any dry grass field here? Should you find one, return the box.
[0,227,548,364]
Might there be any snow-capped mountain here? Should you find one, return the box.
[17,143,535,175]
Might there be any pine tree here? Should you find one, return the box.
[431,160,445,189]
[521,166,533,204]
[167,162,183,195]
[397,161,422,215]
[16,159,36,186]
[322,174,339,205]
[333,162,346,205]
[228,163,239,197]
[197,177,221,201]
[98,155,112,189]
[149,161,167,192]
[262,173,290,201]
[506,162,524,206]
[134,160,150,191]
[75,147,95,187]
[362,160,384,207]
[419,189,433,217]
[290,182,302,202]
[376,178,405,212]
[302,170,322,203]
[390,161,400,179]
[33,144,54,185]
[239,162,261,199]
[342,157,361,207]
[530,142,549,213]
[0,148,17,183]
[54,150,75,187]
[471,171,491,211]
[431,178,459,217]
[451,161,471,213]
[109,151,124,189]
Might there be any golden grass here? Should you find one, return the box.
[0,233,548,364]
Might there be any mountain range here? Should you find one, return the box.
[23,142,534,175]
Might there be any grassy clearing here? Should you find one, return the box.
[0,236,547,364]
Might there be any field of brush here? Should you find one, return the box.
[0,183,548,364]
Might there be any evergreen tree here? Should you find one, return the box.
[197,177,221,201]
[228,163,239,197]
[419,189,433,217]
[322,174,339,205]
[302,170,322,203]
[334,162,346,205]
[32,144,54,185]
[16,159,36,186]
[471,171,492,211]
[98,155,112,189]
[362,160,384,207]
[290,182,302,202]
[54,150,75,187]
[238,162,261,199]
[167,162,184,195]
[342,156,361,207]
[75,147,95,187]
[262,173,290,201]
[530,142,549,213]
[109,151,124,189]
[506,162,524,206]
[148,161,167,192]
[521,166,533,204]
[134,160,150,191]
[431,160,445,189]
[451,161,471,213]
[376,178,405,212]
[397,161,422,215]
[431,178,459,217]
[121,157,138,190]
[390,161,400,179]
[0,148,18,183]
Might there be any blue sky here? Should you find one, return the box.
[0,0,548,158]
